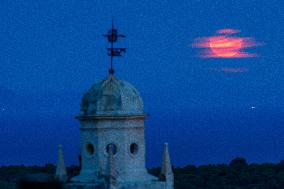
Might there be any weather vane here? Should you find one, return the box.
[103,20,126,75]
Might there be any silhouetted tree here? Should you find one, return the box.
[230,157,248,168]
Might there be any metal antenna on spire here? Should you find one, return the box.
[103,19,126,75]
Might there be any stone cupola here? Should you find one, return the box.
[80,75,144,117]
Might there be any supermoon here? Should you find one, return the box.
[209,36,243,58]
[192,28,260,58]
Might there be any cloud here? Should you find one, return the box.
[216,29,240,34]
[192,28,261,58]
[210,67,249,73]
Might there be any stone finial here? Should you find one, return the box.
[55,145,67,182]
[105,145,118,189]
[160,143,174,186]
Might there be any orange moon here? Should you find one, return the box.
[209,36,243,58]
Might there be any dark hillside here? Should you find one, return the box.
[1,158,284,189]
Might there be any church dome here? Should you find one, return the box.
[80,75,144,116]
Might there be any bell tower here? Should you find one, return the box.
[71,74,154,184]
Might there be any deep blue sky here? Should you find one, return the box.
[0,0,283,167]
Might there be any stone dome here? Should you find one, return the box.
[80,75,144,116]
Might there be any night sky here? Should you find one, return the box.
[0,0,283,167]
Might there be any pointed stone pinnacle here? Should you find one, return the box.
[55,144,67,182]
[160,143,173,183]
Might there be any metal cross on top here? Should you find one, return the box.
[103,20,126,75]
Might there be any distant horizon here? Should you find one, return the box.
[1,106,283,167]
